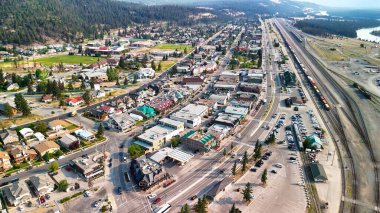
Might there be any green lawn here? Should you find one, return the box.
[160,61,176,72]
[154,43,192,51]
[33,55,103,66]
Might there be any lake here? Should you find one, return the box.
[356,26,380,43]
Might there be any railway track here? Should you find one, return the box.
[273,19,359,213]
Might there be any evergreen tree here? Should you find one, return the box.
[261,169,267,185]
[119,56,125,68]
[96,124,104,138]
[151,60,156,71]
[241,182,253,203]
[14,93,31,116]
[158,62,162,71]
[254,141,262,161]
[81,79,86,90]
[0,69,5,85]
[82,90,92,106]
[124,78,128,86]
[232,161,237,176]
[184,47,188,54]
[180,204,190,213]
[27,83,33,94]
[229,204,242,213]
[242,151,248,172]
[223,148,226,156]
[68,81,74,90]
[3,103,15,119]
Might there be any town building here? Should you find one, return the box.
[170,104,208,128]
[134,118,184,152]
[71,152,105,180]
[149,147,194,166]
[74,129,95,141]
[9,148,37,165]
[0,151,12,172]
[135,68,155,80]
[107,113,137,132]
[29,174,55,196]
[0,130,19,146]
[181,130,217,152]
[309,163,328,182]
[130,155,168,190]
[214,113,241,127]
[224,106,249,117]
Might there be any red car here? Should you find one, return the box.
[153,197,161,204]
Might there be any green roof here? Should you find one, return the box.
[137,105,156,118]
[310,163,328,181]
[182,130,196,139]
[200,134,215,144]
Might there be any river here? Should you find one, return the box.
[356,26,380,43]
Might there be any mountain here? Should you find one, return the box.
[0,0,211,45]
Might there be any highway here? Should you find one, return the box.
[274,18,380,213]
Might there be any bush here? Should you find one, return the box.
[128,144,145,159]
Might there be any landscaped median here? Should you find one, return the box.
[60,190,85,204]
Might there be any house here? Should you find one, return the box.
[6,83,19,91]
[134,118,185,152]
[135,68,155,80]
[74,129,95,141]
[107,113,137,132]
[57,134,80,150]
[88,109,108,121]
[19,128,34,139]
[149,147,194,166]
[0,130,19,146]
[2,181,32,206]
[0,103,17,117]
[98,105,115,114]
[48,120,66,132]
[209,94,228,105]
[0,151,12,172]
[309,163,328,182]
[205,177,233,201]
[214,113,241,127]
[181,130,217,152]
[136,105,156,119]
[90,90,106,99]
[33,141,60,157]
[9,148,38,164]
[29,174,55,195]
[130,155,167,190]
[207,124,231,141]
[65,97,84,106]
[34,132,45,142]
[71,152,105,180]
[224,106,249,117]
[40,94,54,103]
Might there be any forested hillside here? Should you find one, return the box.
[294,19,380,38]
[0,0,209,45]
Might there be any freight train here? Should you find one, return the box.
[286,45,331,111]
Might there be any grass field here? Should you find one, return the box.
[154,43,192,51]
[0,114,43,128]
[160,60,176,72]
[0,55,103,71]
[33,55,102,66]
[307,39,349,61]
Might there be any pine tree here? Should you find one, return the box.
[232,161,237,176]
[223,148,227,156]
[96,124,104,138]
[229,203,242,213]
[151,60,156,71]
[158,62,162,71]
[261,169,267,185]
[14,93,31,116]
[242,151,248,172]
[81,79,86,90]
[68,82,74,90]
[27,83,33,94]
[180,204,190,213]
[3,103,15,119]
[82,90,91,106]
[124,78,128,86]
[241,182,253,203]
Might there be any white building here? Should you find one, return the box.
[135,68,155,80]
[224,106,248,117]
[170,104,209,128]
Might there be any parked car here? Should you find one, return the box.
[93,201,100,207]
[289,157,297,160]
[274,163,283,168]
[153,197,161,204]
[117,187,122,195]
[148,194,157,199]
[271,170,277,174]
[190,195,198,200]
[250,167,257,172]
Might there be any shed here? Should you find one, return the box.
[309,163,328,182]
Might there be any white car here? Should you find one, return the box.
[274,163,283,168]
[148,194,157,199]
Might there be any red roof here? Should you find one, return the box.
[183,77,204,84]
[99,105,112,111]
[65,97,84,103]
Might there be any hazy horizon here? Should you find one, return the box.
[295,0,380,9]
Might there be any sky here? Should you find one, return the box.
[296,0,380,9]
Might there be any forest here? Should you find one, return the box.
[0,0,212,45]
[294,19,380,38]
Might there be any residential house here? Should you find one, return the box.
[0,103,17,117]
[19,128,34,139]
[88,109,108,121]
[65,97,84,106]
[57,134,80,150]
[40,94,54,103]
[29,174,55,195]
[136,105,156,119]
[9,147,38,164]
[34,132,45,142]
[0,130,19,146]
[6,83,19,91]
[130,156,167,190]
[48,120,66,132]
[98,105,115,114]
[90,90,106,99]
[0,151,12,172]
[33,141,60,157]
[2,181,32,206]
[74,129,95,141]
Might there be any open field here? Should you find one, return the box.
[32,55,102,66]
[307,39,349,61]
[160,60,176,71]
[0,55,103,71]
[154,43,192,51]
[0,114,43,128]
